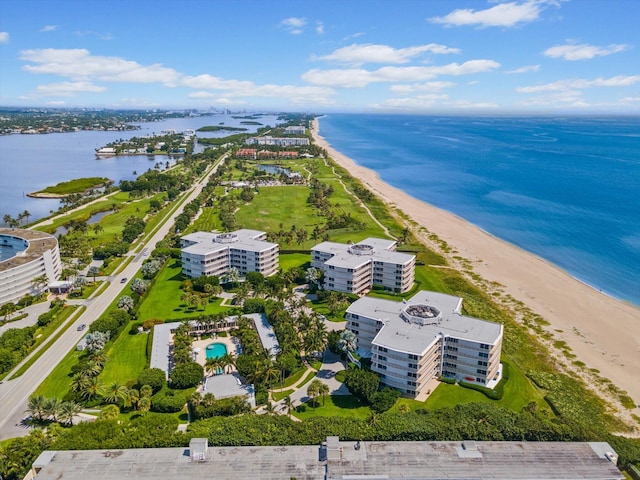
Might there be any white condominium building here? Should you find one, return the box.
[181,229,279,279]
[311,238,415,295]
[0,228,62,305]
[346,290,503,398]
[284,125,306,135]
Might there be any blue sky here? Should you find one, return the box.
[0,0,638,113]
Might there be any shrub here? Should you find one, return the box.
[344,367,379,403]
[243,298,265,314]
[137,368,166,393]
[370,388,401,413]
[151,389,186,413]
[170,362,204,389]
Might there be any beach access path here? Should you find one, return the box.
[311,118,640,413]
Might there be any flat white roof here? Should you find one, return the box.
[182,229,277,255]
[312,238,414,268]
[347,291,502,355]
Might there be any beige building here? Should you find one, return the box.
[181,229,278,279]
[346,291,503,398]
[311,238,415,295]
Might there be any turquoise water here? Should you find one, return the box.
[205,342,227,360]
[319,114,640,306]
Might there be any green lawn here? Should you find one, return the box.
[279,253,309,272]
[136,258,237,321]
[272,389,295,402]
[423,359,549,413]
[99,326,150,385]
[293,394,372,420]
[34,348,84,398]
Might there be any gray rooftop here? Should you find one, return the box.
[203,372,255,407]
[31,439,623,480]
[0,228,58,273]
[347,291,503,355]
[182,229,277,255]
[249,312,280,357]
[313,238,414,268]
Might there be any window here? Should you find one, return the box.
[480,344,490,350]
[351,322,360,327]
[407,381,417,387]
[378,355,387,362]
[408,363,418,369]
[407,372,417,378]
[351,314,359,320]
[408,354,418,360]
[378,346,388,353]
[477,361,488,367]
[476,369,487,375]
[479,352,489,358]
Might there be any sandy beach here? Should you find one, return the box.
[311,118,640,409]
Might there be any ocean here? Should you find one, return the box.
[318,114,640,307]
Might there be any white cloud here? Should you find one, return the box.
[430,0,554,28]
[29,81,107,97]
[506,64,540,74]
[316,43,460,65]
[316,21,324,35]
[544,42,628,61]
[0,32,9,44]
[520,90,590,108]
[374,94,497,111]
[303,60,500,87]
[517,75,640,93]
[40,25,58,32]
[188,91,216,99]
[280,17,306,34]
[390,81,455,93]
[20,48,181,84]
[74,30,113,40]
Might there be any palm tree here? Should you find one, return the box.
[43,397,62,422]
[70,373,90,394]
[307,380,320,409]
[80,376,104,401]
[99,404,120,420]
[25,395,47,422]
[138,397,151,415]
[89,351,108,367]
[205,357,222,376]
[224,267,241,287]
[59,401,83,426]
[88,266,100,283]
[139,384,153,399]
[93,223,104,236]
[398,403,410,414]
[126,388,140,409]
[103,383,129,404]
[219,352,236,374]
[318,382,330,406]
[21,210,31,225]
[282,395,294,417]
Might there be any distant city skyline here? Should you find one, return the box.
[0,0,638,113]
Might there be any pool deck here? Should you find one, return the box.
[192,335,240,370]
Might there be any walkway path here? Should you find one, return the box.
[323,158,396,240]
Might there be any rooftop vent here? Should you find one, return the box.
[401,304,442,326]
[215,233,238,244]
[348,244,375,256]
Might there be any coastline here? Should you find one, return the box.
[311,117,640,406]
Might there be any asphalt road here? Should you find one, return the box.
[0,155,226,438]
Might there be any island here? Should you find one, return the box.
[27,177,113,198]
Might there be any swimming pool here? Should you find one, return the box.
[205,342,227,360]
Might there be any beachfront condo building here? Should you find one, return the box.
[284,125,306,134]
[311,238,415,295]
[181,229,278,279]
[346,291,503,398]
[0,228,62,306]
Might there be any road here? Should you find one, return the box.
[0,154,227,438]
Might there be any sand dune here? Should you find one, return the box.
[311,118,640,407]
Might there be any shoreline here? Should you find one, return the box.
[311,117,640,406]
